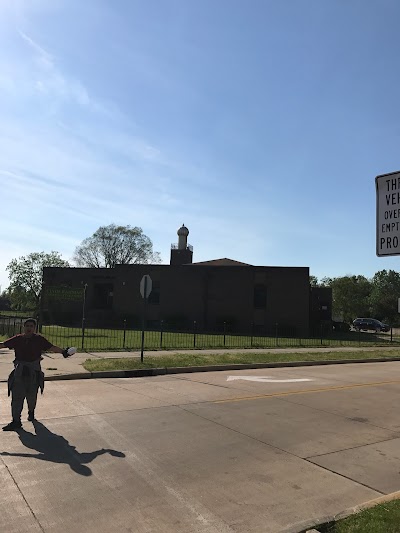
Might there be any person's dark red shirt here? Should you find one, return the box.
[3,334,53,362]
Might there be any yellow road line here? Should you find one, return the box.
[213,378,400,404]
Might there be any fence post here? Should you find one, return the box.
[251,322,254,347]
[123,319,127,349]
[81,318,85,351]
[223,322,226,347]
[391,327,393,343]
[193,320,197,348]
[160,320,164,349]
[320,323,323,345]
[358,328,361,347]
[275,323,278,347]
[81,283,87,351]
[37,310,43,333]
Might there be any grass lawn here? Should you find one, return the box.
[34,326,400,351]
[0,311,34,317]
[82,348,400,372]
[319,499,400,532]
[1,324,400,352]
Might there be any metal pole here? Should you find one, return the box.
[391,327,393,344]
[38,282,44,333]
[81,319,85,350]
[320,322,323,345]
[223,321,226,347]
[160,320,163,349]
[251,322,254,347]
[140,277,147,362]
[123,319,126,349]
[81,284,87,351]
[193,320,197,348]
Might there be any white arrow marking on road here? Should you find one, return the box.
[226,376,313,383]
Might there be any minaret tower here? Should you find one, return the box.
[170,224,193,265]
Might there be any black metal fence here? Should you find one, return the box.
[0,315,398,351]
[0,315,25,338]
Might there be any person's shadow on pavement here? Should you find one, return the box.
[0,420,125,476]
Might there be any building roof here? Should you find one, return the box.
[190,258,252,266]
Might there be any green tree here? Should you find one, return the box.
[370,269,400,325]
[6,286,35,312]
[73,224,161,268]
[6,252,70,313]
[309,276,333,287]
[0,290,11,311]
[330,275,372,323]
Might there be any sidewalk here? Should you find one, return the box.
[1,345,400,381]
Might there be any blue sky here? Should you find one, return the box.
[1,0,400,290]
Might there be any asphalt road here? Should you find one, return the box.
[1,361,400,532]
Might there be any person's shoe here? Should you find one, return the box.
[2,420,22,431]
[27,411,35,422]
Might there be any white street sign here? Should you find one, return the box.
[226,376,312,383]
[140,275,152,299]
[376,171,400,256]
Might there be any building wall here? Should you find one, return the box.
[42,264,312,335]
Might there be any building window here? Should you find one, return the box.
[254,284,266,309]
[148,281,160,305]
[93,283,113,309]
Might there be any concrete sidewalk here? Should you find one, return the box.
[1,345,400,381]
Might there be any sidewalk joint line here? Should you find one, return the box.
[305,435,400,460]
[303,457,386,496]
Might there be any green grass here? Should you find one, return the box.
[319,499,400,532]
[82,348,400,372]
[1,322,400,352]
[36,326,400,352]
[0,310,34,317]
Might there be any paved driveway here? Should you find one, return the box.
[1,362,400,532]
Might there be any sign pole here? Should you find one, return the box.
[140,276,148,362]
[81,284,87,351]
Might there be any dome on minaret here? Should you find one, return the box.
[177,224,189,237]
[170,224,193,264]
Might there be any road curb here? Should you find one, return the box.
[41,355,400,381]
[285,490,400,533]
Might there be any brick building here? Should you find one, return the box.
[41,225,331,335]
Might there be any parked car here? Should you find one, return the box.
[352,318,390,333]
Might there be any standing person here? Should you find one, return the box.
[0,318,73,431]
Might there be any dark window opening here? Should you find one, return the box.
[254,284,267,309]
[93,283,113,309]
[148,281,160,305]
